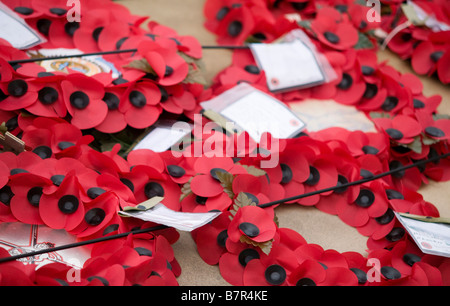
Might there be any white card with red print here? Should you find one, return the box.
[0,3,46,49]
[395,212,450,258]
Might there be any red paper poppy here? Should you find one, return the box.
[411,41,448,77]
[2,0,43,20]
[118,80,162,130]
[60,73,108,129]
[310,6,359,50]
[8,172,52,225]
[416,110,450,142]
[228,205,277,244]
[39,173,86,231]
[372,114,422,145]
[93,86,127,133]
[192,211,231,265]
[0,78,39,112]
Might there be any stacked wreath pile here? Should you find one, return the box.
[0,0,449,286]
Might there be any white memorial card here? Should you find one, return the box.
[395,212,450,258]
[0,3,46,49]
[250,39,326,92]
[132,121,193,152]
[119,203,221,232]
[200,83,306,142]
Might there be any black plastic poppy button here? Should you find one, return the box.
[87,187,107,199]
[239,222,260,238]
[85,208,106,226]
[129,91,147,108]
[382,96,398,111]
[37,19,52,36]
[10,168,28,175]
[14,6,34,15]
[33,146,53,159]
[375,208,395,225]
[361,65,375,76]
[363,83,378,99]
[350,268,367,284]
[0,186,14,206]
[164,66,174,77]
[27,187,43,207]
[380,266,401,280]
[334,175,349,194]
[425,126,445,138]
[238,249,260,267]
[167,165,186,178]
[355,189,375,208]
[324,31,340,44]
[362,145,379,155]
[49,8,67,16]
[413,98,425,109]
[280,163,293,184]
[385,227,405,242]
[244,65,260,75]
[305,166,320,186]
[296,277,316,286]
[38,87,59,105]
[102,92,120,110]
[144,182,165,198]
[70,91,90,109]
[92,27,104,42]
[430,51,444,63]
[58,141,75,150]
[8,80,28,97]
[135,247,153,257]
[210,168,229,181]
[51,175,65,186]
[216,7,230,21]
[403,253,421,267]
[265,265,286,286]
[64,22,80,37]
[337,73,353,90]
[244,192,259,205]
[195,196,208,205]
[216,229,228,248]
[228,21,243,37]
[385,128,403,140]
[58,195,79,214]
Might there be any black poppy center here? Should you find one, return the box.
[389,160,405,179]
[8,80,28,97]
[33,146,52,159]
[337,73,353,90]
[27,187,43,207]
[216,229,228,248]
[85,208,106,226]
[382,96,398,112]
[355,189,375,208]
[403,253,421,267]
[362,145,379,155]
[195,196,208,205]
[164,66,174,77]
[216,7,230,21]
[238,249,260,267]
[385,128,403,140]
[70,91,90,110]
[380,266,401,280]
[296,277,317,286]
[51,175,65,186]
[129,90,146,108]
[144,182,165,199]
[228,21,243,37]
[413,98,425,109]
[375,209,395,225]
[323,31,340,44]
[210,168,229,181]
[361,65,375,76]
[425,126,445,138]
[37,19,52,36]
[430,51,444,63]
[280,163,293,184]
[115,37,128,50]
[58,141,75,150]
[305,166,320,186]
[265,265,286,286]
[87,187,107,199]
[92,27,104,42]
[386,227,405,242]
[49,7,67,16]
[334,175,349,194]
[244,192,259,205]
[14,7,34,15]
[38,87,59,105]
[102,92,120,110]
[350,268,368,284]
[244,65,260,75]
[64,22,80,37]
[0,186,14,206]
[363,83,378,99]
[58,195,79,214]
[239,222,260,238]
[167,165,186,178]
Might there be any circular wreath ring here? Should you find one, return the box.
[0,0,449,287]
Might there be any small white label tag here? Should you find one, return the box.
[119,203,222,232]
[249,39,325,92]
[395,212,450,258]
[200,83,306,142]
[0,3,46,49]
[132,121,193,152]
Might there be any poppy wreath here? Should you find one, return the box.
[0,0,449,287]
[189,0,450,286]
